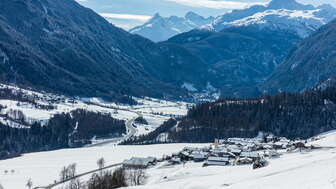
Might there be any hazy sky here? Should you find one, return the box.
[76,0,336,30]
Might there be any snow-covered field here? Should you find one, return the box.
[127,132,336,189]
[0,84,193,188]
[1,131,336,189]
[0,143,207,189]
[0,84,190,139]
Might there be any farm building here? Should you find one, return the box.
[204,156,230,167]
[122,157,156,169]
[240,152,260,161]
[193,153,208,162]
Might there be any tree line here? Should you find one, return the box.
[0,109,125,159]
[126,88,336,144]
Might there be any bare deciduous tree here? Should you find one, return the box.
[129,169,146,186]
[60,166,68,181]
[97,157,105,176]
[65,178,82,189]
[60,163,77,182]
[26,179,33,189]
[68,163,77,178]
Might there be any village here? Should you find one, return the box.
[122,134,323,171]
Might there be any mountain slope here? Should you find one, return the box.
[215,9,326,38]
[167,26,302,97]
[208,0,335,33]
[264,19,336,93]
[130,12,214,42]
[0,0,210,101]
[164,0,336,97]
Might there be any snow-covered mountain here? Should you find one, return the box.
[130,12,214,42]
[216,9,326,38]
[163,0,336,98]
[206,0,336,38]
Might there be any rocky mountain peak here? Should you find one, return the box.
[185,12,203,20]
[267,0,314,10]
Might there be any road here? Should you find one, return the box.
[33,102,184,188]
[33,163,122,189]
[82,100,185,147]
[87,111,141,147]
[34,111,141,188]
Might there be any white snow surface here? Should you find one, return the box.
[2,83,336,189]
[1,131,336,188]
[227,9,323,37]
[0,144,207,189]
[129,12,214,42]
[126,132,336,189]
[202,2,336,37]
[209,9,325,38]
[0,84,189,130]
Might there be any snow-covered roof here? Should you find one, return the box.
[206,161,228,166]
[211,148,229,153]
[240,152,260,158]
[193,153,207,159]
[208,156,230,162]
[123,157,155,166]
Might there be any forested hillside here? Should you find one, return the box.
[0,109,125,159]
[166,26,301,97]
[132,88,336,143]
[264,19,336,94]
[0,0,212,101]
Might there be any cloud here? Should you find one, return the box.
[166,0,266,9]
[99,13,152,30]
[99,13,151,21]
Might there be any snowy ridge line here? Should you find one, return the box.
[33,163,122,189]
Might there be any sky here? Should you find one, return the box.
[76,0,336,30]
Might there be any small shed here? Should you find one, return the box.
[264,150,280,158]
[193,153,208,162]
[240,152,260,161]
[235,157,253,165]
[122,157,156,169]
[204,156,230,167]
[211,147,228,156]
[294,142,306,149]
[169,157,182,165]
[179,151,191,161]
